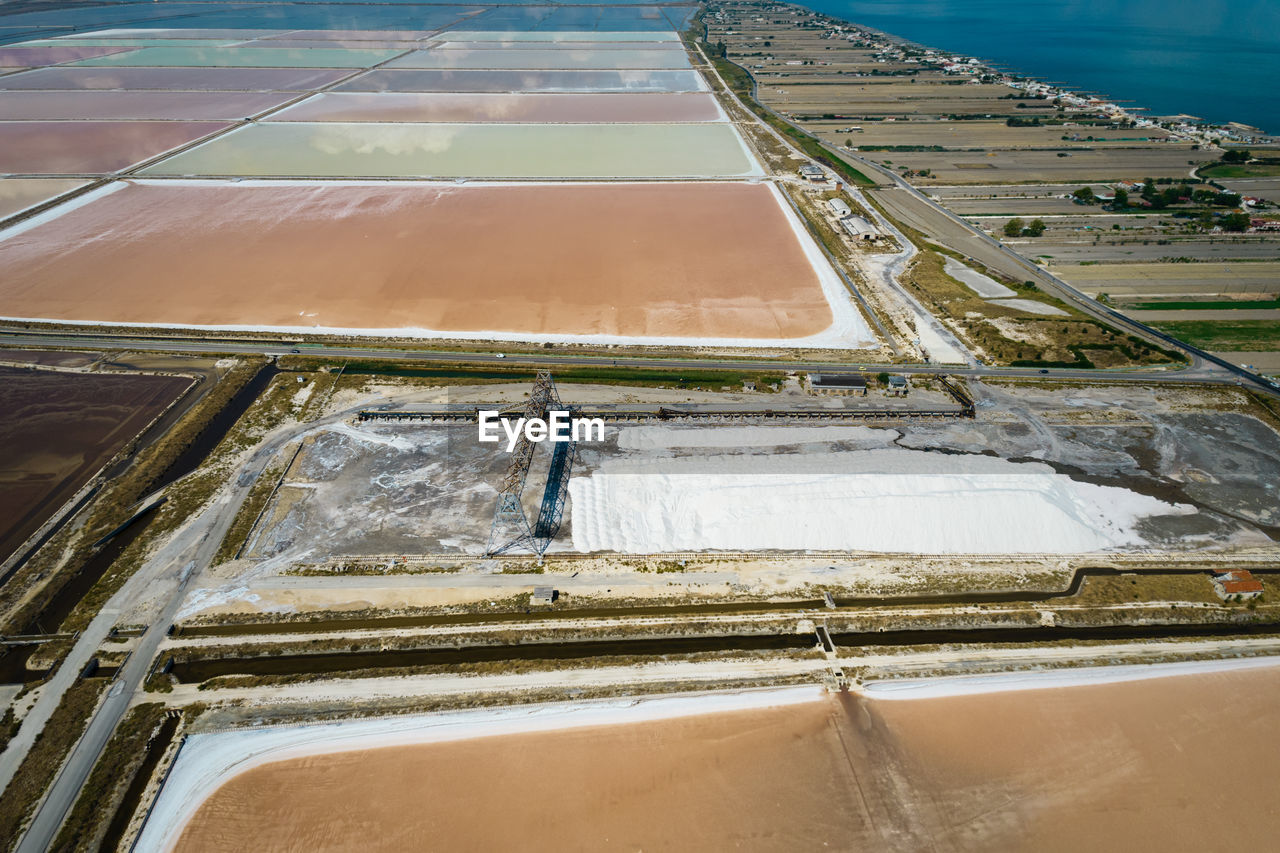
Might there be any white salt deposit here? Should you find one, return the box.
[943,256,1015,298]
[990,297,1068,316]
[617,425,898,450]
[568,448,1192,554]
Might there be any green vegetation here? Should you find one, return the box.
[1199,162,1280,179]
[212,454,290,566]
[1002,217,1047,238]
[706,53,876,187]
[0,708,18,756]
[1125,299,1280,311]
[1149,319,1280,351]
[861,191,1186,368]
[337,361,786,392]
[51,703,168,853]
[0,680,106,848]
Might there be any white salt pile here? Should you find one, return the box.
[568,448,1192,553]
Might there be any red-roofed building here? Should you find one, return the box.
[1210,569,1264,600]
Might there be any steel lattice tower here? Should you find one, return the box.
[485,371,577,556]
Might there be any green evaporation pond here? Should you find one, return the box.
[139,122,761,179]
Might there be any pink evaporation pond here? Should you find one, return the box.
[0,66,351,91]
[270,91,722,123]
[0,122,230,174]
[0,45,134,67]
[0,91,297,120]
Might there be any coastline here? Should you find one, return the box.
[788,0,1277,136]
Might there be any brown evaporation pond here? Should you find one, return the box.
[0,366,191,562]
[0,121,230,174]
[0,181,833,340]
[173,666,1280,852]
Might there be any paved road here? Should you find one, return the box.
[9,430,304,852]
[723,56,1278,399]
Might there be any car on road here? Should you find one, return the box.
[1039,369,1049,374]
[495,353,505,359]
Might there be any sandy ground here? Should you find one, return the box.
[0,180,870,346]
[0,120,230,175]
[270,91,722,123]
[150,659,1280,853]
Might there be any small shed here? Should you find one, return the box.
[799,164,825,181]
[886,375,909,396]
[827,197,853,218]
[531,587,557,605]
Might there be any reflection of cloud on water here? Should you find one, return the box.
[475,94,523,119]
[312,124,460,156]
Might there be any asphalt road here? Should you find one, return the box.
[10,427,309,853]
[721,54,1278,399]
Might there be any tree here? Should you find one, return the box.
[876,371,891,385]
[1113,188,1129,208]
[1141,178,1156,200]
[1003,217,1025,238]
[1223,212,1251,232]
[1072,187,1095,203]
[1221,149,1251,163]
[1024,219,1046,237]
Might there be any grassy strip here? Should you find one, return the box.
[1199,163,1280,179]
[211,454,290,567]
[707,53,876,187]
[50,703,167,853]
[0,359,265,637]
[331,361,785,392]
[1126,299,1280,311]
[0,680,106,850]
[1148,319,1280,351]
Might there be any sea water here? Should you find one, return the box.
[801,0,1279,133]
